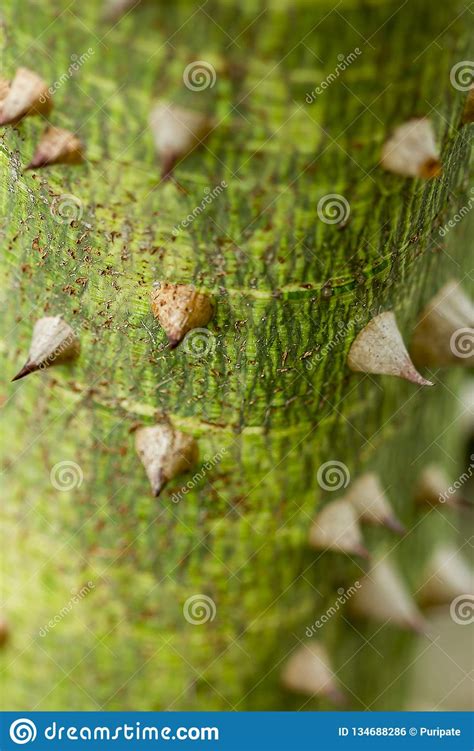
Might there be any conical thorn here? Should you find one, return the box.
[11,361,38,382]
[383,515,406,535]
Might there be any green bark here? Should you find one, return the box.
[0,0,472,710]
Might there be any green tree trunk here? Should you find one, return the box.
[0,0,472,710]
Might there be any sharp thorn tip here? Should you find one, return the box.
[384,517,406,535]
[11,363,36,382]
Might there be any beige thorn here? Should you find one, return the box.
[12,316,80,382]
[0,77,10,107]
[381,118,441,179]
[413,465,467,510]
[0,67,52,126]
[281,643,345,705]
[151,282,214,349]
[103,0,141,20]
[418,546,473,607]
[458,380,474,437]
[350,558,427,633]
[135,421,198,497]
[411,281,474,368]
[149,102,213,178]
[309,499,369,559]
[0,615,9,647]
[462,88,474,124]
[348,311,433,386]
[26,126,84,170]
[346,473,405,534]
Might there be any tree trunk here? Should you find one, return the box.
[1,0,472,710]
